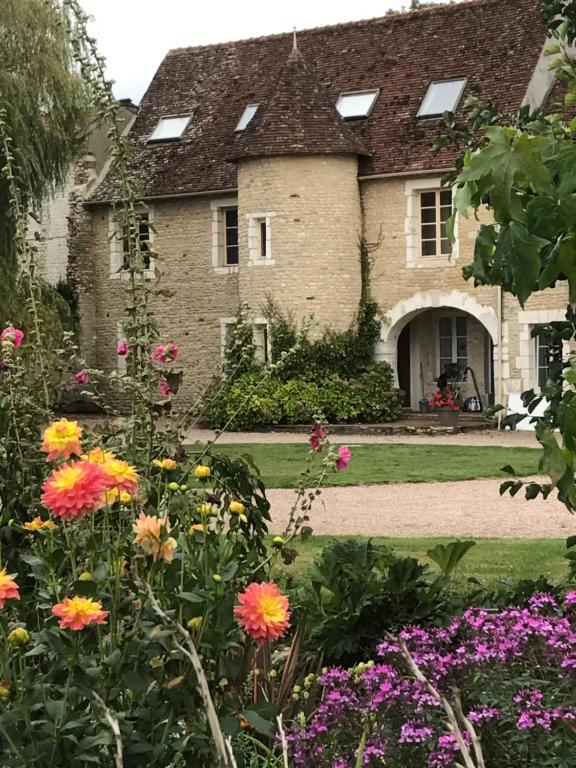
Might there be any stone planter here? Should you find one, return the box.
[437,407,459,427]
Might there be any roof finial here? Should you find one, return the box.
[289,27,301,61]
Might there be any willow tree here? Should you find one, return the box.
[0,0,88,325]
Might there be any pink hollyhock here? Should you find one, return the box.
[159,379,171,397]
[1,326,24,348]
[335,445,352,471]
[234,582,290,644]
[116,341,128,356]
[309,423,326,453]
[151,342,178,364]
[75,371,90,385]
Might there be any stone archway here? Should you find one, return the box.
[376,291,499,409]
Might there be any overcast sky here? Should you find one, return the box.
[81,0,454,102]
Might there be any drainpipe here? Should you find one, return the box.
[497,285,504,426]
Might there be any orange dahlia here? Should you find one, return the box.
[234,582,290,644]
[41,460,108,521]
[23,516,57,532]
[52,596,108,631]
[84,448,139,495]
[132,512,177,563]
[41,418,83,462]
[0,569,19,609]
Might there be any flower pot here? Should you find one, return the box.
[437,407,459,427]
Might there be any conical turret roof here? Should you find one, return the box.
[229,40,368,161]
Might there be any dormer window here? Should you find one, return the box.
[236,104,259,132]
[148,115,191,142]
[417,78,466,118]
[336,89,379,119]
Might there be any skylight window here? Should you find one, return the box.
[236,104,259,132]
[417,78,467,118]
[336,90,380,119]
[148,115,191,142]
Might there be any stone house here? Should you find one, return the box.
[80,0,564,410]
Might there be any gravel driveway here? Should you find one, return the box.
[267,477,574,539]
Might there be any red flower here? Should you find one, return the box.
[336,446,352,471]
[309,423,326,452]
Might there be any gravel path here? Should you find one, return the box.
[186,428,543,449]
[267,477,574,539]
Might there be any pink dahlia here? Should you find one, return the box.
[42,460,108,521]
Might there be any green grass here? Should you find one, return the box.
[206,443,542,488]
[276,536,569,585]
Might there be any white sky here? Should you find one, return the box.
[81,0,454,102]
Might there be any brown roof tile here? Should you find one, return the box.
[228,41,368,160]
[92,0,547,202]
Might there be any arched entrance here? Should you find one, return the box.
[378,292,499,410]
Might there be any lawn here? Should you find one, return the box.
[276,536,569,585]
[203,442,543,488]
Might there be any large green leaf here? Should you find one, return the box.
[426,540,476,577]
[493,221,549,305]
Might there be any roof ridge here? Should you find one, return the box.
[167,0,506,56]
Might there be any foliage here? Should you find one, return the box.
[224,303,258,378]
[289,592,576,767]
[291,538,466,664]
[202,365,401,430]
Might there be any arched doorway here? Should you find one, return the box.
[378,291,499,410]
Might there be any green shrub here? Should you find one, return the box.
[201,364,401,430]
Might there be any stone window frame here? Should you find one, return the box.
[253,318,270,365]
[516,309,569,392]
[404,177,458,268]
[211,198,240,275]
[246,212,276,267]
[219,316,271,366]
[108,205,156,280]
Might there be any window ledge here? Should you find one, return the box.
[408,256,455,269]
[248,259,276,267]
[110,269,156,281]
[214,265,239,275]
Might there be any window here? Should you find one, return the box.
[336,89,379,119]
[148,115,191,142]
[534,328,562,389]
[420,189,452,257]
[109,207,155,278]
[417,78,466,118]
[236,104,259,131]
[247,213,275,265]
[438,316,467,377]
[220,318,237,361]
[254,323,269,364]
[223,207,239,265]
[122,215,151,271]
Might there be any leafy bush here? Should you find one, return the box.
[292,539,460,664]
[202,365,401,430]
[289,592,576,767]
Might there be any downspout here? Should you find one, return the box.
[496,285,504,427]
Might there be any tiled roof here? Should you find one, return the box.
[91,0,546,202]
[228,43,368,160]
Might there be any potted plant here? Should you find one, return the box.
[428,387,460,427]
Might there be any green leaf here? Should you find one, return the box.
[240,709,276,738]
[493,222,549,305]
[426,540,476,577]
[500,464,517,476]
[177,591,205,604]
[566,535,576,550]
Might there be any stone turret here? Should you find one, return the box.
[229,38,367,334]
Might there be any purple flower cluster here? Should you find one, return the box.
[289,593,576,767]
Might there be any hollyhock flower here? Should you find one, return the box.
[23,516,57,532]
[41,460,108,521]
[309,423,326,453]
[159,379,171,397]
[151,342,178,364]
[52,596,108,631]
[234,582,290,644]
[0,569,19,608]
[116,340,128,356]
[335,446,352,471]
[1,326,24,348]
[132,512,177,562]
[41,418,83,462]
[153,458,177,471]
[75,371,90,385]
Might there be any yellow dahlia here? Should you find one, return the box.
[41,418,83,462]
[234,582,290,644]
[132,513,177,563]
[41,460,108,521]
[194,465,211,479]
[52,596,108,631]
[153,458,177,471]
[23,516,57,532]
[84,448,138,495]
